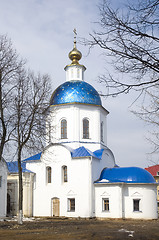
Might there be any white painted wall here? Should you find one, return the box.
[0,160,7,218]
[48,104,108,151]
[65,65,85,81]
[26,143,115,218]
[95,183,158,219]
[26,145,92,217]
[95,184,123,218]
[124,184,158,219]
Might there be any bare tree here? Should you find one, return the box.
[85,0,159,97]
[0,35,24,161]
[11,69,51,224]
[83,0,159,154]
[132,85,159,154]
[0,34,52,223]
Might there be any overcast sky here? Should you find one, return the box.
[0,0,156,168]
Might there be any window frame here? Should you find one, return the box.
[0,176,2,187]
[68,198,75,212]
[101,121,104,142]
[133,199,140,212]
[61,119,67,139]
[62,165,68,183]
[83,118,89,139]
[102,198,109,212]
[46,166,52,184]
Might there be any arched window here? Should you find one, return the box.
[48,122,51,143]
[101,121,104,142]
[83,118,89,139]
[46,167,51,184]
[62,165,68,182]
[61,119,67,139]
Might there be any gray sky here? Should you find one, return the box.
[0,0,155,168]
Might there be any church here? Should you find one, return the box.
[7,34,158,219]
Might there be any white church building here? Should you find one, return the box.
[7,35,158,219]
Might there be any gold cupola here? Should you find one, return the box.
[64,29,86,82]
[68,33,82,65]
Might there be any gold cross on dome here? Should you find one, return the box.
[73,28,77,48]
[73,28,77,35]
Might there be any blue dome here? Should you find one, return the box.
[99,167,156,183]
[50,81,101,106]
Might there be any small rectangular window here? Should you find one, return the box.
[0,176,2,187]
[102,198,109,211]
[68,198,75,212]
[133,199,140,212]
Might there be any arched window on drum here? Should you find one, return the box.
[101,121,104,142]
[61,119,67,139]
[83,118,89,139]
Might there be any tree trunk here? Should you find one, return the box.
[18,149,23,224]
[0,71,6,161]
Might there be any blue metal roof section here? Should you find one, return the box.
[71,146,101,159]
[7,161,33,173]
[93,149,104,159]
[97,167,156,183]
[50,80,102,106]
[23,152,42,162]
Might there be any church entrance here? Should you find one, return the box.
[52,197,60,217]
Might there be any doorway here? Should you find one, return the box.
[52,197,60,217]
[7,193,11,216]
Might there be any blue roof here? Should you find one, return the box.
[7,161,33,173]
[98,167,156,183]
[71,146,101,159]
[23,152,42,162]
[50,80,101,106]
[93,149,104,159]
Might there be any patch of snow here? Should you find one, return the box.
[118,229,134,237]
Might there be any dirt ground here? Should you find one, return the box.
[0,217,159,240]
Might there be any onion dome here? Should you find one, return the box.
[65,29,86,72]
[69,45,82,65]
[98,167,156,183]
[50,80,102,106]
[50,30,101,106]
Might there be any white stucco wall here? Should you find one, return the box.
[0,160,7,218]
[124,184,158,219]
[95,184,123,218]
[47,104,108,151]
[26,145,92,217]
[26,143,115,218]
[95,183,158,219]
